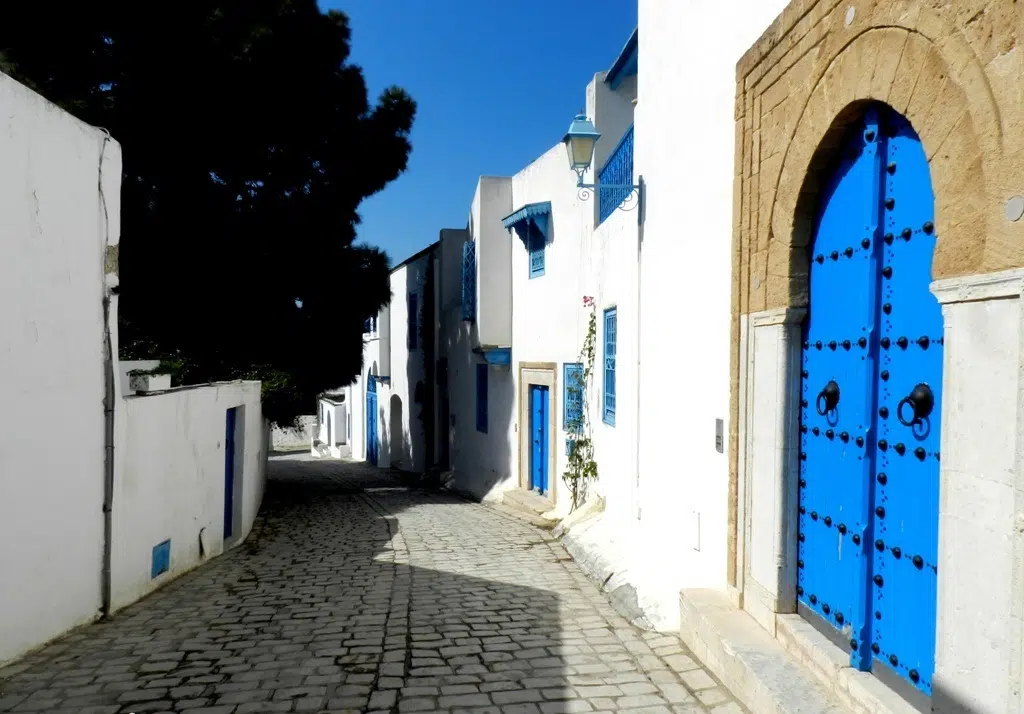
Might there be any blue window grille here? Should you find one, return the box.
[603,308,617,425]
[476,363,488,433]
[363,316,377,334]
[408,292,418,350]
[529,223,545,278]
[564,363,584,433]
[598,125,634,224]
[462,240,476,321]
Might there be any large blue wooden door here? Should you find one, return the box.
[223,407,237,540]
[529,385,550,494]
[799,104,942,696]
[366,372,378,466]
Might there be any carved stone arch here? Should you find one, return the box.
[762,19,997,310]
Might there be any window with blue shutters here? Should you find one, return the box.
[564,363,584,433]
[476,363,488,433]
[462,240,476,321]
[408,292,418,350]
[603,308,616,426]
[529,223,545,279]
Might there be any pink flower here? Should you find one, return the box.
[582,296,595,307]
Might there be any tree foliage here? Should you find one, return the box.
[0,2,415,423]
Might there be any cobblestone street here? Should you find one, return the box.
[0,456,743,714]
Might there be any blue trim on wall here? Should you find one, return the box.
[478,348,511,366]
[606,28,638,90]
[151,539,171,579]
[475,363,488,433]
[603,308,617,426]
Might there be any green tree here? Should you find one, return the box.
[0,2,414,423]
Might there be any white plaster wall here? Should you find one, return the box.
[930,273,1024,714]
[272,415,315,451]
[472,177,513,348]
[635,0,790,590]
[387,258,430,473]
[110,381,266,613]
[0,72,123,666]
[507,143,638,520]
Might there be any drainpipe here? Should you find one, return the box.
[97,131,115,618]
[101,293,115,618]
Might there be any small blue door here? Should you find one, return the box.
[799,104,943,695]
[529,385,550,494]
[223,407,237,540]
[366,371,378,466]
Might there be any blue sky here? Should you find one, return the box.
[319,0,638,266]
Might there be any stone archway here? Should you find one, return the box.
[760,24,997,313]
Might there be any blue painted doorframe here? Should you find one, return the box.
[529,385,550,495]
[798,104,943,696]
[366,372,378,466]
[223,407,237,540]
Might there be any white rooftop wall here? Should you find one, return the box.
[471,177,513,349]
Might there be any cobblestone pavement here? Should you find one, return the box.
[0,456,744,714]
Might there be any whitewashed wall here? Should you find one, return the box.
[351,333,384,464]
[273,415,316,451]
[387,258,431,473]
[110,381,266,613]
[0,73,123,666]
[473,178,513,349]
[634,0,792,595]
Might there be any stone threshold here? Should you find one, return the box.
[679,589,923,714]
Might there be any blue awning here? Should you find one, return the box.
[502,201,551,230]
[476,347,511,367]
[502,201,551,243]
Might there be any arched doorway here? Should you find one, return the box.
[798,104,942,696]
[366,370,378,466]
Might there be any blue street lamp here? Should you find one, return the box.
[562,114,644,222]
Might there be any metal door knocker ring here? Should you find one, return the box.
[816,381,840,415]
[897,383,934,426]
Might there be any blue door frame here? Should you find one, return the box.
[798,104,942,696]
[223,407,238,540]
[529,385,550,495]
[366,372,378,466]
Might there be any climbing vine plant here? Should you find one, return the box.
[563,296,599,511]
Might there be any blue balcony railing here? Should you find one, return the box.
[597,124,634,225]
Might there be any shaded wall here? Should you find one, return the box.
[0,71,123,666]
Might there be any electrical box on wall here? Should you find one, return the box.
[715,419,724,453]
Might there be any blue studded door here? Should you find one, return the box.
[366,371,378,466]
[798,104,943,696]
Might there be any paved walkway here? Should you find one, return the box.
[0,456,743,714]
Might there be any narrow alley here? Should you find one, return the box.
[0,456,741,714]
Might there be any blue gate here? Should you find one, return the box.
[366,371,378,466]
[798,104,943,695]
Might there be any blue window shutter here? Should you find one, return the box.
[462,241,476,321]
[476,363,488,433]
[529,222,545,278]
[603,308,616,426]
[408,292,418,350]
[564,363,584,433]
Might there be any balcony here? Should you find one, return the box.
[598,124,634,225]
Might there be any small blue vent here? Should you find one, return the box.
[151,539,171,579]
